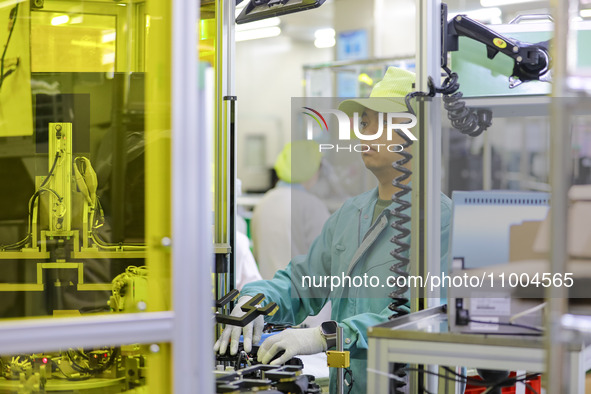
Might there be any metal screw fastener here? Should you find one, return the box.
[137,301,147,311]
[513,46,519,53]
[161,237,172,247]
[55,124,62,132]
[516,56,523,62]
[149,344,160,353]
[456,16,462,21]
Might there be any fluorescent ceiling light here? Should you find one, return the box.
[481,0,540,7]
[51,15,69,26]
[314,28,335,39]
[236,26,281,41]
[314,37,335,48]
[581,8,591,17]
[314,28,335,48]
[236,16,280,31]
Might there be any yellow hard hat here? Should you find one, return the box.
[338,67,415,117]
[274,140,321,184]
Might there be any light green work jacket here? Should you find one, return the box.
[241,187,452,394]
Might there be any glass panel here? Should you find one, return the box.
[31,12,117,73]
[0,0,155,319]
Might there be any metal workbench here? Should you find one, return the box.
[367,306,591,393]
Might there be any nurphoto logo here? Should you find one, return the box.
[302,107,417,153]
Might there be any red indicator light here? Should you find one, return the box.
[42,358,48,364]
[104,353,108,358]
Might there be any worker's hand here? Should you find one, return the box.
[258,327,327,366]
[213,296,263,355]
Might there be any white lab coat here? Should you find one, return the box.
[235,231,263,290]
[252,183,330,280]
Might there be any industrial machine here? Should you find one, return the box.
[0,120,148,393]
[447,190,549,335]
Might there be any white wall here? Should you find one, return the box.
[236,36,332,191]
[373,0,416,58]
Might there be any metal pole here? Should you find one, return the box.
[414,0,442,310]
[546,0,574,392]
[224,0,237,298]
[415,0,442,392]
[336,326,344,394]
[171,0,213,393]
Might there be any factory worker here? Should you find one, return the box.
[252,141,330,280]
[251,140,331,326]
[215,67,452,394]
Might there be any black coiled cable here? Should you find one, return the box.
[388,127,413,318]
[404,66,493,137]
[387,121,414,394]
[387,66,490,393]
[388,66,492,316]
[439,67,492,137]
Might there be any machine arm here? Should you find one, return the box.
[445,13,551,88]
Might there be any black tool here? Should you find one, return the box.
[215,293,279,327]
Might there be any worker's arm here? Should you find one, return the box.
[240,206,340,325]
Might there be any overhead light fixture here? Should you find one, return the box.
[314,28,335,48]
[480,0,540,7]
[51,15,69,26]
[236,0,326,25]
[236,26,281,41]
[581,8,591,17]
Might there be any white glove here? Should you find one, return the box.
[258,326,327,366]
[213,296,264,355]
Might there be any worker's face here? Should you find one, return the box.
[358,109,406,173]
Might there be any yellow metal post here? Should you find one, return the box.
[146,0,172,391]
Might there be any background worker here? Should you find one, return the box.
[251,140,331,280]
[252,140,332,326]
[215,67,452,394]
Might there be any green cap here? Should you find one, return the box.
[338,67,415,117]
[274,140,321,184]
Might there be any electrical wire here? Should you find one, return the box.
[386,115,414,394]
[89,197,145,250]
[0,153,62,251]
[468,319,543,333]
[344,367,354,394]
[66,348,119,374]
[40,152,61,189]
[0,4,19,90]
[509,302,546,323]
[404,66,493,137]
[51,359,90,381]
